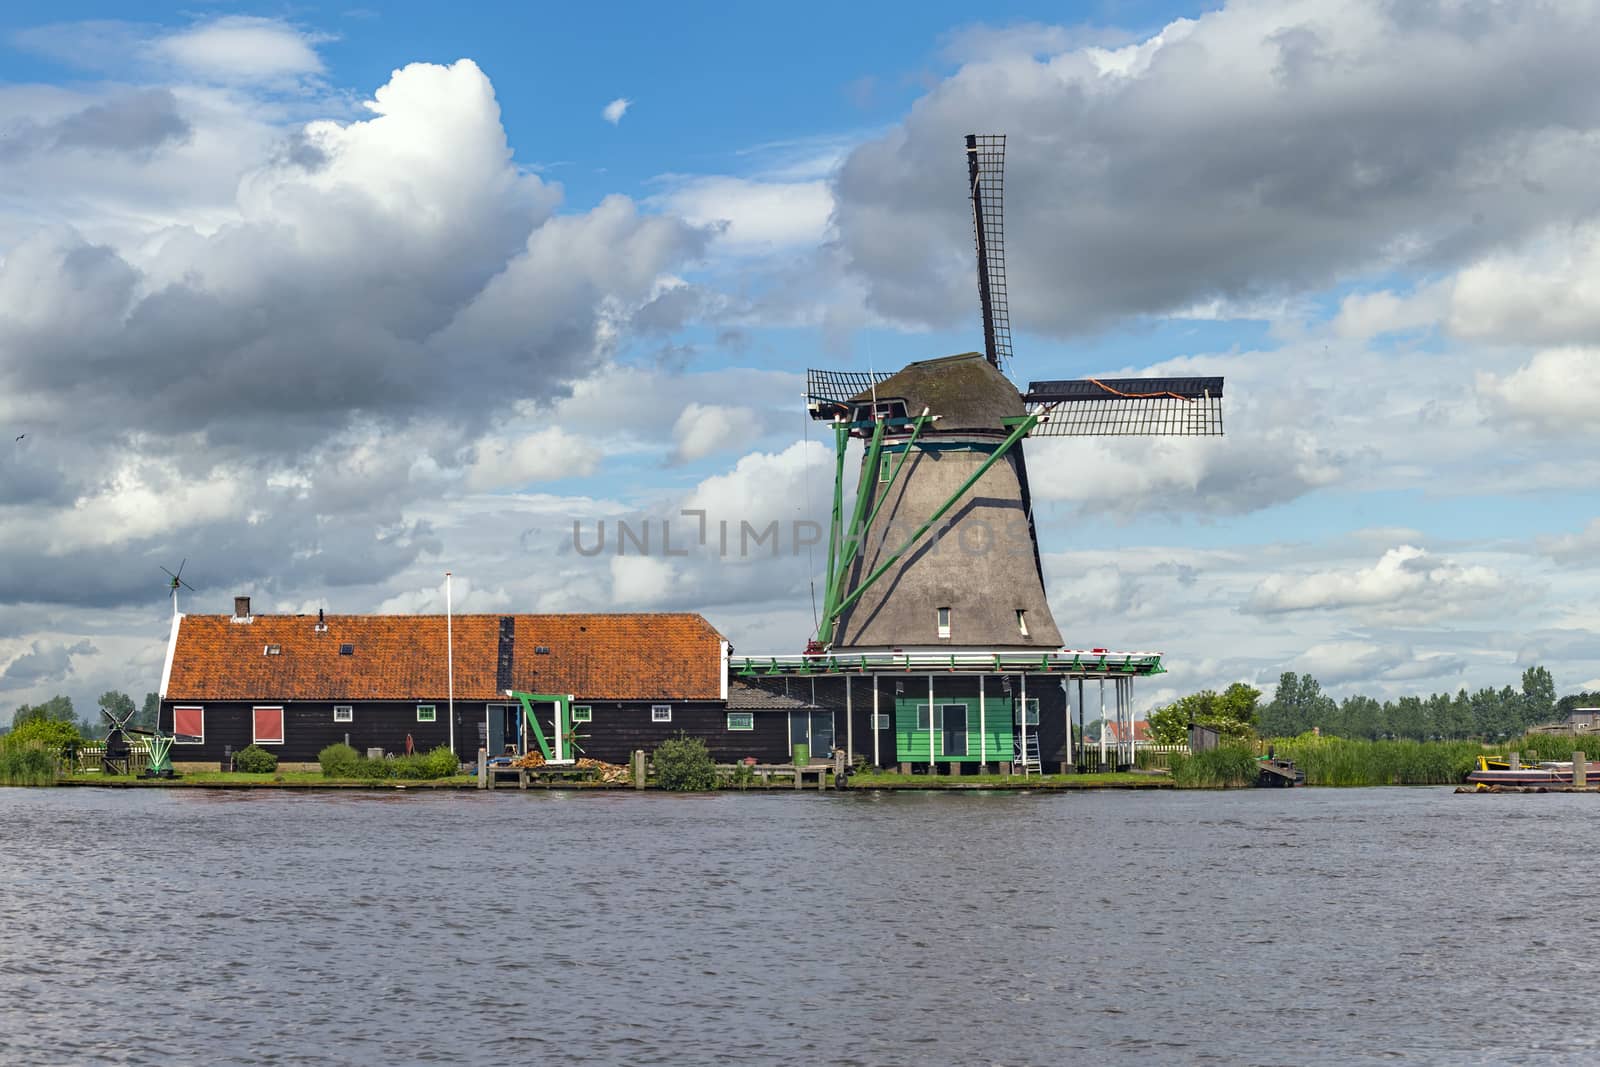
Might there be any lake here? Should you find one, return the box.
[1,786,1595,1065]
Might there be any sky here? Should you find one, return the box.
[4,0,1600,718]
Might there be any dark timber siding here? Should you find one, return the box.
[161,700,469,765]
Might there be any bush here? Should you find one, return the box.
[5,717,81,759]
[1169,747,1260,788]
[652,734,718,791]
[318,742,363,778]
[318,742,458,780]
[392,747,458,780]
[234,744,279,773]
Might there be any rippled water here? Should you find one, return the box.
[1,786,1596,1065]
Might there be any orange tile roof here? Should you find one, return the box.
[165,613,726,702]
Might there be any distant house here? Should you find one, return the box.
[158,596,731,768]
[1527,707,1600,736]
[1101,720,1153,746]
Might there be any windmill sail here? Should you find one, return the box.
[967,133,1011,372]
[1023,377,1225,437]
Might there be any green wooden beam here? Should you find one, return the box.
[827,413,1038,627]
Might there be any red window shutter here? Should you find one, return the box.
[174,707,204,741]
[253,706,284,745]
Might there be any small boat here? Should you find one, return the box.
[1465,755,1600,788]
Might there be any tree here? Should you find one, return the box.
[1260,672,1338,738]
[10,695,75,731]
[1556,691,1600,718]
[136,692,159,731]
[1520,666,1556,729]
[1147,683,1261,745]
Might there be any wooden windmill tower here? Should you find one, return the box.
[807,134,1224,652]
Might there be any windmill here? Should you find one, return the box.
[805,133,1224,652]
[163,559,195,618]
[99,703,176,778]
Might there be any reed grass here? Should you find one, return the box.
[1269,738,1483,785]
[1168,747,1259,788]
[1500,733,1600,763]
[0,741,58,786]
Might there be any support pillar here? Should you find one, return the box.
[1575,752,1587,790]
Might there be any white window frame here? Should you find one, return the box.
[252,705,285,746]
[915,703,931,731]
[571,704,592,724]
[872,712,891,730]
[173,706,205,745]
[652,704,672,723]
[936,607,951,639]
[726,712,754,732]
[417,704,437,723]
[333,705,353,723]
[1018,698,1040,727]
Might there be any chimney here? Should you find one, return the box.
[315,607,328,633]
[233,595,252,620]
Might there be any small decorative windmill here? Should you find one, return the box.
[99,704,176,778]
[163,559,195,618]
[805,133,1224,651]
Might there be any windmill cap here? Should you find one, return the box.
[850,352,1024,431]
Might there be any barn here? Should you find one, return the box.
[157,596,740,770]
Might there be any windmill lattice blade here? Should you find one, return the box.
[806,368,894,409]
[967,133,1011,372]
[1024,377,1225,437]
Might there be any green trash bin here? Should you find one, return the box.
[792,743,810,767]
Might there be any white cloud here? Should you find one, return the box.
[1246,546,1510,622]
[671,403,762,463]
[468,428,599,490]
[1477,347,1600,433]
[602,97,631,125]
[650,175,834,252]
[151,17,328,84]
[610,555,676,605]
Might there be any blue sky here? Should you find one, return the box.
[4,0,1600,715]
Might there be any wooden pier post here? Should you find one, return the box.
[1509,751,1520,771]
[477,748,487,790]
[1574,752,1587,790]
[632,749,646,790]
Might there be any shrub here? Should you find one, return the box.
[652,734,718,791]
[319,742,457,780]
[234,745,279,773]
[723,761,756,790]
[318,742,363,779]
[5,718,81,759]
[1169,747,1260,788]
[423,745,460,778]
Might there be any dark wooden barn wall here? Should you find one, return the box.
[160,701,467,764]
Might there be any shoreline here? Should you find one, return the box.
[47,770,1173,792]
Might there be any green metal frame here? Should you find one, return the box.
[507,691,578,761]
[733,650,1165,677]
[816,412,1038,644]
